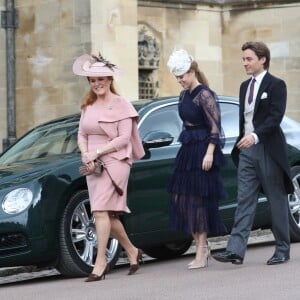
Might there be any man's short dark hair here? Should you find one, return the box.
[242,41,270,70]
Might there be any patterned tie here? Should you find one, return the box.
[248,78,255,104]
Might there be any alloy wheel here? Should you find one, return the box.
[289,171,300,230]
[70,198,119,267]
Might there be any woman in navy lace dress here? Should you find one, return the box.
[167,49,227,269]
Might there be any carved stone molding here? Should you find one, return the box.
[138,24,160,99]
[140,0,299,5]
[138,25,160,70]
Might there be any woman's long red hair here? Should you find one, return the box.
[80,76,119,110]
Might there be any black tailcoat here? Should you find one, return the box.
[231,72,294,194]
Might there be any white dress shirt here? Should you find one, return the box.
[244,70,267,143]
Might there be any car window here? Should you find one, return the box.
[281,116,300,150]
[139,104,182,144]
[0,121,79,164]
[219,102,239,138]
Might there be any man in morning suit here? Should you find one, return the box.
[212,41,294,265]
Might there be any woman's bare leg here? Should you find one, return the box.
[92,211,111,275]
[110,215,139,265]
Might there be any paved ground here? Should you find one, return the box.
[0,229,275,285]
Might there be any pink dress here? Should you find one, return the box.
[77,97,145,213]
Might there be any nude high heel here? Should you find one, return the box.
[188,243,211,270]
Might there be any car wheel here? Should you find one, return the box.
[288,165,300,242]
[57,190,122,277]
[142,239,192,259]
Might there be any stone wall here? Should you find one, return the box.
[0,0,299,152]
[221,3,300,120]
[139,1,300,120]
[89,0,138,102]
[0,0,92,141]
[138,2,223,98]
[138,0,300,121]
[0,0,138,151]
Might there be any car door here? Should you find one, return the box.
[125,100,240,242]
[124,102,189,244]
[217,101,240,226]
[218,100,270,229]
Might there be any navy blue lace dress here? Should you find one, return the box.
[167,85,227,237]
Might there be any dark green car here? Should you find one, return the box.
[0,96,299,277]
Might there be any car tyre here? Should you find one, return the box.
[288,165,300,242]
[57,190,121,277]
[142,239,192,259]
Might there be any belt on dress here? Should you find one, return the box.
[185,124,205,131]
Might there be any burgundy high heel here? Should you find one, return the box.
[128,249,143,275]
[85,264,109,282]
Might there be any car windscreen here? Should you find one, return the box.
[0,121,79,165]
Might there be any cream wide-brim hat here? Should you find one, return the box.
[72,54,122,77]
[167,49,193,76]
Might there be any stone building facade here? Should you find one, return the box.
[0,0,299,151]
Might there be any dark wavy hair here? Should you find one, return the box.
[242,41,270,70]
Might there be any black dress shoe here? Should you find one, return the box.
[267,255,290,265]
[212,250,243,265]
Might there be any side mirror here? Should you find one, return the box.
[142,131,174,149]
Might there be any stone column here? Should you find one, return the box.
[90,0,138,101]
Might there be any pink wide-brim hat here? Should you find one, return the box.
[72,54,122,77]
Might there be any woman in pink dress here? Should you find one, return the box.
[73,53,145,282]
